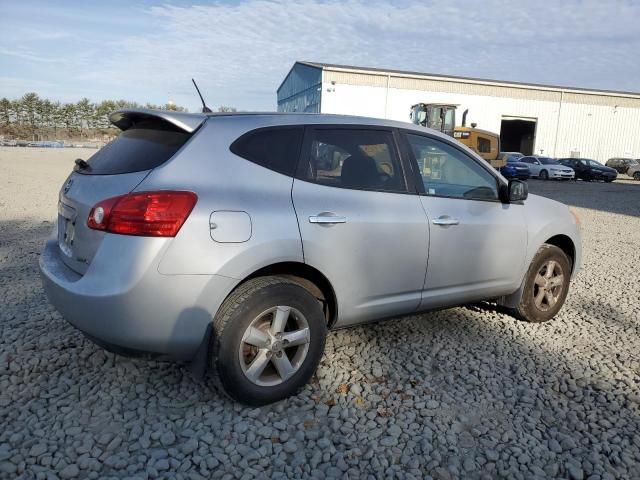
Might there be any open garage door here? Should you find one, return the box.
[500,117,536,155]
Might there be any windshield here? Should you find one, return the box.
[583,159,603,167]
[427,107,455,133]
[539,157,559,165]
[411,106,427,126]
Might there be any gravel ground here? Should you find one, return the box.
[1,147,639,480]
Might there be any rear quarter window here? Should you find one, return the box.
[81,121,192,175]
[230,127,304,176]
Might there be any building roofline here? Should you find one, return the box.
[276,61,322,94]
[296,60,640,99]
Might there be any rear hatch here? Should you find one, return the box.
[57,109,206,274]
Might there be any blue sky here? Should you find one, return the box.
[1,0,639,111]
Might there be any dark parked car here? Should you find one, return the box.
[606,157,638,174]
[499,153,530,180]
[558,158,617,182]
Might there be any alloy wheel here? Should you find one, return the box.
[238,306,311,386]
[533,260,564,311]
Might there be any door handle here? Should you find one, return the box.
[432,216,459,226]
[309,214,347,224]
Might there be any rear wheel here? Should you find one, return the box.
[511,244,571,323]
[634,172,640,181]
[209,276,327,405]
[539,170,549,180]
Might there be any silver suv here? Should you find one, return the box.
[40,109,582,405]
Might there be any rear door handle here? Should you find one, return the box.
[432,216,459,226]
[309,213,347,224]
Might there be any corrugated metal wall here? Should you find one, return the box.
[319,69,640,162]
[277,63,322,113]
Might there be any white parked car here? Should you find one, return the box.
[520,156,574,180]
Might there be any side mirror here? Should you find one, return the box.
[499,180,528,203]
[509,179,528,202]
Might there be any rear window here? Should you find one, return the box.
[230,127,303,176]
[80,121,192,175]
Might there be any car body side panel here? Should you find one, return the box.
[39,227,236,360]
[522,194,582,277]
[419,197,528,309]
[292,180,429,327]
[140,119,305,279]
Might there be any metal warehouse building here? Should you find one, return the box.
[277,61,640,162]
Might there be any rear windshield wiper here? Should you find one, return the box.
[74,158,91,171]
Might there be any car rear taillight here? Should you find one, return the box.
[88,191,197,237]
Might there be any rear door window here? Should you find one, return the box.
[231,127,304,176]
[299,128,406,192]
[81,121,192,175]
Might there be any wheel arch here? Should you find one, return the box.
[241,262,338,328]
[543,234,575,273]
[497,234,577,310]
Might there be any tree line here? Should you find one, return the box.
[0,93,188,141]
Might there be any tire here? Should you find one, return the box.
[539,170,549,180]
[511,244,571,323]
[209,276,327,405]
[634,172,640,181]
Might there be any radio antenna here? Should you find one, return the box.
[191,78,212,113]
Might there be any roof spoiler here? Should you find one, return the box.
[109,108,207,133]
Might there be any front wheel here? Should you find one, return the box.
[209,276,327,405]
[511,244,571,323]
[539,170,549,180]
[634,172,640,181]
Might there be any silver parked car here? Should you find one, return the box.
[40,109,582,405]
[520,155,575,180]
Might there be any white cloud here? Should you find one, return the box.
[1,0,639,109]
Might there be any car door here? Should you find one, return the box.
[577,159,590,177]
[401,132,528,309]
[292,126,429,327]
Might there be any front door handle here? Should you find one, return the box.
[432,216,459,226]
[309,213,347,224]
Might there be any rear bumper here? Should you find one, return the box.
[39,232,236,360]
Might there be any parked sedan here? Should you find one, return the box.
[500,155,530,180]
[501,152,525,162]
[520,156,575,180]
[558,158,617,182]
[40,109,582,405]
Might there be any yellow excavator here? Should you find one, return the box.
[409,103,505,168]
